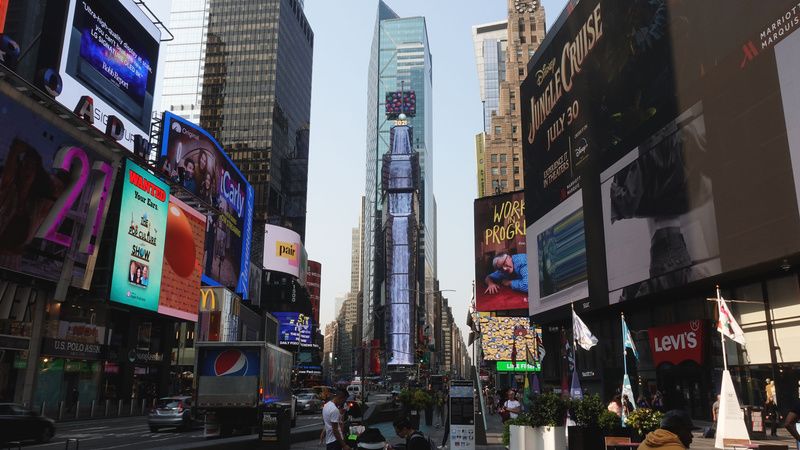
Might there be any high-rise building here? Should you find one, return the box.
[160,0,209,123]
[362,0,436,372]
[472,1,545,197]
[200,0,314,259]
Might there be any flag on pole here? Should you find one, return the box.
[570,368,583,399]
[531,373,541,395]
[622,316,639,360]
[573,309,598,351]
[511,338,518,367]
[621,373,636,426]
[717,296,746,345]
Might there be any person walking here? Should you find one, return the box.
[323,389,351,450]
[499,389,521,422]
[393,416,433,450]
[435,391,446,428]
[764,397,779,437]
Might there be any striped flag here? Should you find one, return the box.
[622,316,639,360]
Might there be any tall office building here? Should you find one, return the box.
[473,1,545,197]
[363,1,436,371]
[200,0,314,259]
[160,0,209,123]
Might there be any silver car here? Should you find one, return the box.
[295,393,322,414]
[148,396,194,432]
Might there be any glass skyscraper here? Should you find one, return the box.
[472,21,507,133]
[363,1,436,369]
[201,0,313,258]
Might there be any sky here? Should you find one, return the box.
[304,0,567,347]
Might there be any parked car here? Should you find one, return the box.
[148,396,195,432]
[0,403,55,444]
[296,393,323,414]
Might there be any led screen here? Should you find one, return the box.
[385,91,416,119]
[479,316,538,361]
[274,312,313,347]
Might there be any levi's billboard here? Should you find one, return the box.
[159,112,254,297]
[648,320,705,367]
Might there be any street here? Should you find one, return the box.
[21,414,323,450]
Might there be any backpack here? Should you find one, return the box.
[409,430,435,450]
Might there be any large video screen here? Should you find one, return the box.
[58,0,160,150]
[274,312,314,347]
[0,87,116,287]
[522,0,800,310]
[474,192,528,312]
[479,316,538,361]
[159,112,254,297]
[263,225,303,278]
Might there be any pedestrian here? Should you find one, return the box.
[323,389,351,450]
[637,394,650,409]
[608,394,623,417]
[499,389,521,422]
[652,390,665,412]
[784,398,800,449]
[765,397,779,437]
[435,391,446,428]
[393,416,433,450]
[355,428,387,450]
[637,409,694,450]
[623,394,635,416]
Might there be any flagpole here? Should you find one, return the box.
[621,312,628,379]
[717,286,728,371]
[571,303,578,376]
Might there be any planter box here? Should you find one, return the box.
[567,426,602,450]
[510,425,567,450]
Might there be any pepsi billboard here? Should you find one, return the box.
[198,348,260,377]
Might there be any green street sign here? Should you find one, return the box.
[496,361,540,372]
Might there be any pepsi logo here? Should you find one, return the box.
[214,349,248,376]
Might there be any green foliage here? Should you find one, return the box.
[625,408,664,436]
[502,416,532,446]
[398,388,433,411]
[529,393,568,427]
[570,394,606,428]
[598,410,622,433]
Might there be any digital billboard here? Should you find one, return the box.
[474,192,528,312]
[306,260,321,325]
[58,0,160,151]
[0,86,116,287]
[158,196,206,321]
[523,0,800,311]
[274,312,313,347]
[109,160,169,312]
[385,91,417,119]
[263,225,303,278]
[159,112,254,297]
[479,316,539,361]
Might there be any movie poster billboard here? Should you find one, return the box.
[474,192,528,312]
[263,225,304,278]
[522,0,800,310]
[159,111,254,297]
[158,197,206,321]
[57,0,160,151]
[0,87,117,287]
[109,160,169,312]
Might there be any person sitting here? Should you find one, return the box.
[637,409,694,449]
[356,428,387,450]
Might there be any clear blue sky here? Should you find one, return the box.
[304,0,567,345]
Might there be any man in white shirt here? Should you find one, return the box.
[500,389,522,421]
[323,389,350,450]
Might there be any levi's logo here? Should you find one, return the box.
[653,331,697,353]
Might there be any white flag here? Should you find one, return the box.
[717,297,746,345]
[573,310,598,351]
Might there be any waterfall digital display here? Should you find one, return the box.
[382,98,420,366]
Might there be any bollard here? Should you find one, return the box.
[91,400,96,418]
[141,399,146,416]
[75,400,80,419]
[118,399,123,417]
[129,400,134,416]
[105,399,110,417]
[40,401,45,416]
[58,401,64,421]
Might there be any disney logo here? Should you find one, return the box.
[536,58,556,86]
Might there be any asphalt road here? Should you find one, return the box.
[20,413,323,450]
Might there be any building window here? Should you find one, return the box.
[491,167,499,176]
[520,35,526,44]
[518,68,525,77]
[512,125,517,134]
[514,166,520,174]
[531,22,537,31]
[500,167,507,176]
[514,180,521,188]
[500,154,507,163]
[490,154,498,163]
[500,180,508,189]
[494,126,502,134]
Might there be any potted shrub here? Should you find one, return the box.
[625,408,663,442]
[567,394,606,450]
[398,388,431,429]
[503,415,532,449]
[506,393,568,450]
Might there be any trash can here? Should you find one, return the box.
[741,406,767,440]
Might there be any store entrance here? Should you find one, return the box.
[657,361,710,419]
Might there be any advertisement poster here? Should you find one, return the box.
[263,225,303,278]
[479,316,537,361]
[58,0,160,150]
[274,312,313,347]
[158,196,206,321]
[109,160,169,312]
[198,287,240,342]
[159,111,254,297]
[0,88,116,287]
[474,191,528,311]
